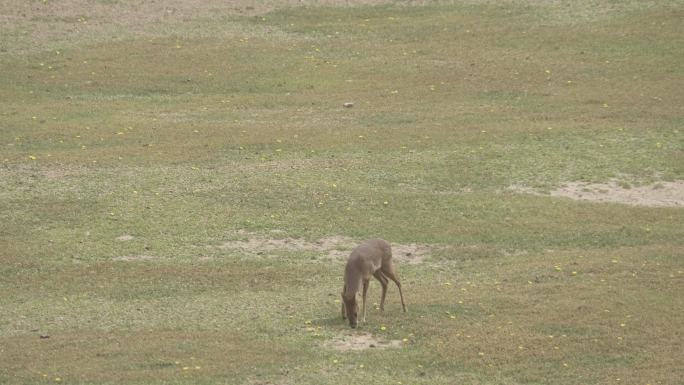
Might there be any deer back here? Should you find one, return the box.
[346,239,391,278]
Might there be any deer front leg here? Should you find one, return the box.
[362,278,369,323]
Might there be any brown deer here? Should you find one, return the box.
[341,239,407,328]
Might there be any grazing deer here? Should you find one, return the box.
[341,239,407,328]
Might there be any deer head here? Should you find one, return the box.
[342,292,359,328]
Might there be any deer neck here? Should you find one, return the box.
[343,264,362,298]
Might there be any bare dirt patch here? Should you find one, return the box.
[112,255,155,262]
[549,181,684,207]
[511,181,684,207]
[391,243,432,264]
[115,234,135,242]
[216,231,431,263]
[323,332,403,351]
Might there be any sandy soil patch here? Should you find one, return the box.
[112,255,155,262]
[323,332,403,351]
[511,180,684,207]
[549,181,684,207]
[391,243,432,264]
[115,234,135,241]
[217,231,431,263]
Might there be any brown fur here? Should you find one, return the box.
[341,239,407,328]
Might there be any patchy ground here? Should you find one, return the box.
[549,181,684,207]
[2,1,682,383]
[323,332,404,351]
[512,181,684,207]
[215,230,432,264]
[112,255,156,262]
[0,0,671,55]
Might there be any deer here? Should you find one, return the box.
[341,239,407,328]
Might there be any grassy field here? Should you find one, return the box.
[1,1,683,384]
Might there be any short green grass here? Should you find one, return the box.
[1,1,683,384]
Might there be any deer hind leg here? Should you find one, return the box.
[361,278,370,323]
[381,262,407,312]
[373,270,389,312]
